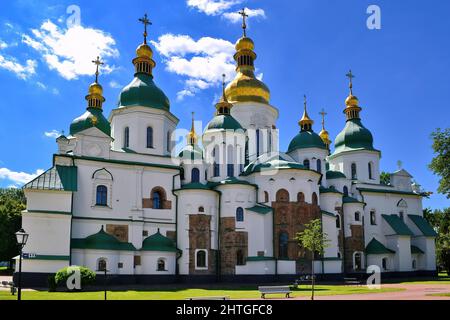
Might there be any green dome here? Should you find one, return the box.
[333,119,375,154]
[288,131,326,153]
[71,226,136,251]
[70,107,111,137]
[326,170,347,180]
[178,144,203,160]
[119,73,170,110]
[205,114,243,131]
[242,153,310,176]
[141,230,178,252]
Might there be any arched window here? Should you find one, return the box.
[157,259,166,271]
[198,206,205,213]
[336,215,341,229]
[236,250,245,266]
[368,162,373,180]
[166,131,171,152]
[297,192,305,203]
[124,127,130,148]
[279,232,289,259]
[354,252,363,271]
[196,250,207,268]
[152,191,162,209]
[268,130,272,152]
[343,186,349,196]
[312,192,318,205]
[337,251,342,259]
[227,164,234,177]
[256,129,260,158]
[264,191,269,203]
[317,159,322,173]
[213,162,220,177]
[227,145,234,177]
[397,199,407,220]
[370,210,377,225]
[96,185,108,206]
[97,258,107,272]
[146,127,153,148]
[191,168,200,183]
[355,211,361,222]
[351,163,357,180]
[236,207,244,222]
[276,189,290,202]
[382,257,388,271]
[303,159,310,169]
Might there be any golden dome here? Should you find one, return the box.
[235,37,254,51]
[88,82,103,95]
[319,128,330,141]
[345,94,359,107]
[136,43,153,58]
[225,71,270,104]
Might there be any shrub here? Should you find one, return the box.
[55,266,96,290]
[48,275,57,292]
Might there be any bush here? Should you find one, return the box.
[55,266,96,290]
[48,275,57,292]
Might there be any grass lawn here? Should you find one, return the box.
[0,267,8,271]
[0,285,402,300]
[428,293,450,297]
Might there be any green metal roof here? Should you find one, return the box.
[178,144,203,160]
[207,177,256,188]
[247,204,272,215]
[366,238,395,255]
[23,165,77,191]
[321,210,336,217]
[205,114,243,131]
[119,73,170,110]
[408,215,438,237]
[288,130,327,153]
[332,118,376,155]
[382,214,414,236]
[326,170,347,180]
[343,196,364,204]
[241,154,312,176]
[320,186,343,195]
[71,226,136,251]
[141,230,178,252]
[411,245,425,254]
[246,256,275,262]
[70,107,111,137]
[357,187,423,197]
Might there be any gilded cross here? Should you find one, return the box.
[319,108,328,129]
[92,56,104,83]
[139,13,152,44]
[238,8,249,37]
[346,70,355,94]
[303,94,307,110]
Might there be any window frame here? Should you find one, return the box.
[195,249,208,270]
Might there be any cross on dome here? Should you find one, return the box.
[92,56,104,83]
[139,13,152,44]
[238,8,249,37]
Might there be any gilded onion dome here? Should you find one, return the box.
[319,109,332,150]
[224,9,270,104]
[70,57,111,137]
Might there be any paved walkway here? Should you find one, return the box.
[289,284,450,300]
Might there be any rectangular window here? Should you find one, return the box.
[142,230,148,237]
[134,256,141,267]
[227,164,234,177]
[118,262,123,269]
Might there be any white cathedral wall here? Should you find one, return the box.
[322,214,339,259]
[325,178,350,195]
[72,128,112,159]
[219,185,256,218]
[319,193,342,216]
[328,150,380,184]
[72,249,134,275]
[235,260,276,275]
[386,235,412,272]
[17,260,69,274]
[25,190,72,213]
[342,202,364,237]
[287,147,328,174]
[243,211,273,258]
[141,252,176,275]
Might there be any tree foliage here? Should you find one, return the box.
[429,128,450,198]
[0,188,26,265]
[424,207,450,275]
[380,171,391,185]
[55,266,96,288]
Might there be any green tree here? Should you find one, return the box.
[425,207,450,274]
[429,128,450,198]
[380,171,391,185]
[0,188,26,269]
[55,266,96,290]
[295,219,330,300]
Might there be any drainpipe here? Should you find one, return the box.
[216,190,222,282]
[341,205,347,277]
[172,172,181,278]
[69,156,76,266]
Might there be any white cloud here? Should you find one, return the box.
[0,40,7,49]
[152,34,236,99]
[222,7,266,23]
[256,72,263,81]
[187,0,242,16]
[109,80,122,89]
[36,81,47,90]
[0,168,45,186]
[22,20,119,80]
[44,130,61,138]
[0,54,37,80]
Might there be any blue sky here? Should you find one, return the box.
[0,0,448,210]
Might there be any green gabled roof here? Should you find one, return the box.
[247,204,272,215]
[119,73,170,110]
[246,256,275,262]
[241,153,313,176]
[122,147,137,154]
[141,230,178,252]
[408,215,438,237]
[207,177,256,188]
[321,210,336,217]
[177,182,212,191]
[320,186,343,195]
[70,107,111,137]
[288,130,327,153]
[205,114,243,131]
[326,170,347,180]
[411,245,425,254]
[343,196,364,204]
[357,187,423,197]
[23,165,77,191]
[366,238,395,255]
[382,214,414,236]
[71,226,136,251]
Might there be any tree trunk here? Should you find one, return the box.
[311,258,315,300]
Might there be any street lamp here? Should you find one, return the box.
[15,228,29,301]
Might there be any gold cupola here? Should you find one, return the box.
[225,8,270,104]
[319,109,331,150]
[344,70,362,120]
[132,14,156,76]
[187,112,198,145]
[299,95,314,132]
[85,56,106,109]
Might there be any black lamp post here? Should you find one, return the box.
[15,228,29,301]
